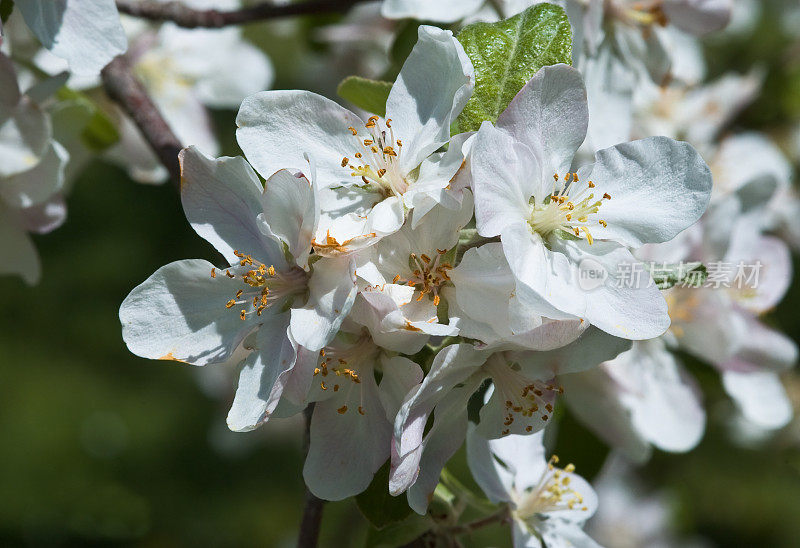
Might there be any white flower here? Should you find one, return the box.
[586,457,692,547]
[349,195,473,351]
[470,64,712,339]
[666,227,797,430]
[0,52,69,285]
[273,322,423,500]
[466,425,601,548]
[391,330,630,513]
[13,0,127,76]
[236,25,474,254]
[633,70,763,151]
[105,0,274,183]
[119,147,357,432]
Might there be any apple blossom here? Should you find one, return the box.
[13,0,126,76]
[391,329,630,513]
[0,52,69,285]
[105,0,274,184]
[470,63,713,339]
[466,425,601,548]
[236,25,474,253]
[265,321,424,500]
[120,147,357,432]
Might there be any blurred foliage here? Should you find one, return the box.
[2,2,800,547]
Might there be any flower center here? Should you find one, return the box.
[392,250,453,306]
[134,50,194,96]
[613,0,669,28]
[484,355,563,436]
[341,116,408,198]
[312,331,380,416]
[514,456,588,521]
[215,250,308,321]
[528,172,610,245]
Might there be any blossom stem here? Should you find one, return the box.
[116,0,370,29]
[446,507,510,535]
[100,55,183,187]
[297,403,325,548]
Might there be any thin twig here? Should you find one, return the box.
[297,403,325,548]
[116,0,369,28]
[100,55,183,187]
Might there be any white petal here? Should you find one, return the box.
[304,369,391,500]
[721,315,798,374]
[0,141,67,208]
[261,168,318,265]
[465,423,515,504]
[0,98,50,178]
[385,25,474,173]
[179,147,285,267]
[236,89,363,184]
[722,371,792,429]
[662,0,732,36]
[407,135,472,226]
[18,196,67,235]
[450,243,519,336]
[472,122,541,237]
[377,354,424,421]
[496,64,588,176]
[391,344,486,490]
[226,318,296,431]
[505,228,671,339]
[609,340,705,452]
[561,369,652,462]
[580,43,635,151]
[405,376,483,514]
[540,518,602,548]
[724,234,791,314]
[579,136,712,248]
[119,259,256,366]
[348,289,431,353]
[381,0,484,23]
[289,256,357,351]
[509,326,633,376]
[16,0,126,76]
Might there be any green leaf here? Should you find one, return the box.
[648,262,708,290]
[356,461,413,529]
[364,514,433,548]
[337,76,393,117]
[55,87,120,152]
[455,3,572,132]
[0,0,13,23]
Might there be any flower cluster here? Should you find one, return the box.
[1,0,798,545]
[119,24,715,539]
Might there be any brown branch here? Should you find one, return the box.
[101,55,183,187]
[297,403,325,548]
[116,0,368,28]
